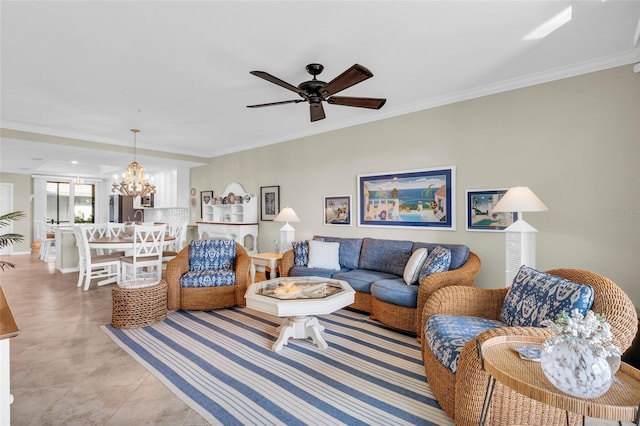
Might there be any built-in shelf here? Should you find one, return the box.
[198,182,258,253]
[202,182,257,224]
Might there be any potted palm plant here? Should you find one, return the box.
[0,211,26,271]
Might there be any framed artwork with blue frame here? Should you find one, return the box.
[466,188,518,231]
[357,166,455,230]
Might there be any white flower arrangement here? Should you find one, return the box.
[541,309,621,358]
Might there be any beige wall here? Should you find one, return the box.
[0,173,32,253]
[197,64,638,307]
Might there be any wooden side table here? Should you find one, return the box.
[249,252,283,284]
[478,335,640,425]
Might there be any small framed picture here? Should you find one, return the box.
[466,188,518,231]
[324,195,352,226]
[200,190,213,218]
[260,185,280,221]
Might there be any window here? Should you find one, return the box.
[74,184,95,223]
[46,181,95,224]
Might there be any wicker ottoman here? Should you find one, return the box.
[111,280,168,329]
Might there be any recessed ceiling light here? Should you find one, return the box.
[524,5,572,41]
[71,160,78,164]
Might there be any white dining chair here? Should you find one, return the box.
[120,223,166,283]
[83,223,110,255]
[107,222,125,237]
[74,226,121,291]
[162,222,188,266]
[35,219,56,261]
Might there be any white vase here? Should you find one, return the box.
[540,339,613,398]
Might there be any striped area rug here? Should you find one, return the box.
[101,308,452,425]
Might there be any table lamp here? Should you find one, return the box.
[274,207,301,253]
[491,186,548,286]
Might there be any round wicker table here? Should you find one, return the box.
[478,335,640,425]
[111,280,168,329]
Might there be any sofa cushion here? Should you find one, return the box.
[292,240,309,266]
[180,269,236,288]
[332,269,400,294]
[289,265,349,279]
[412,242,470,270]
[500,265,594,327]
[426,314,503,373]
[371,278,419,308]
[418,246,451,281]
[307,240,341,270]
[359,238,413,276]
[313,236,363,270]
[188,239,236,271]
[403,248,429,285]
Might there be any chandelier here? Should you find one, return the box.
[111,129,156,198]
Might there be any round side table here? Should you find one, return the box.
[478,335,640,425]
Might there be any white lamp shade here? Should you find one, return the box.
[274,207,301,223]
[491,186,548,213]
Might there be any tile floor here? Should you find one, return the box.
[0,253,625,425]
[2,253,209,425]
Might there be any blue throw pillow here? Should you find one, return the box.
[292,240,309,266]
[189,239,236,271]
[418,246,451,281]
[500,265,594,327]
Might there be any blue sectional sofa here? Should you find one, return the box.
[280,235,481,336]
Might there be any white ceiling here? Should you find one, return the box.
[1,1,639,178]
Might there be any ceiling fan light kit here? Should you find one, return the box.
[247,63,386,122]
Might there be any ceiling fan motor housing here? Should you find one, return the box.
[305,63,324,76]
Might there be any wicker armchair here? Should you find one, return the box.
[166,241,250,311]
[420,268,638,426]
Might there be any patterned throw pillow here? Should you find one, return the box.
[403,248,429,285]
[188,239,236,271]
[418,246,451,281]
[292,240,309,266]
[500,265,594,327]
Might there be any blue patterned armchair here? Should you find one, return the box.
[420,266,637,426]
[166,239,250,310]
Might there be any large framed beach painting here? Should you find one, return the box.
[466,188,518,231]
[357,166,455,230]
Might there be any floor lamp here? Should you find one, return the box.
[274,207,300,253]
[491,186,548,286]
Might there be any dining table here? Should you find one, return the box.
[88,235,176,255]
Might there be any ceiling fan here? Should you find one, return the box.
[247,63,386,122]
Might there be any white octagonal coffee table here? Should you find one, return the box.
[245,276,355,352]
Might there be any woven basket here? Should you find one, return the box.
[111,280,168,329]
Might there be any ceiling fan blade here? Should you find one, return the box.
[250,71,307,96]
[246,99,305,108]
[327,96,387,109]
[310,103,326,122]
[320,64,374,97]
